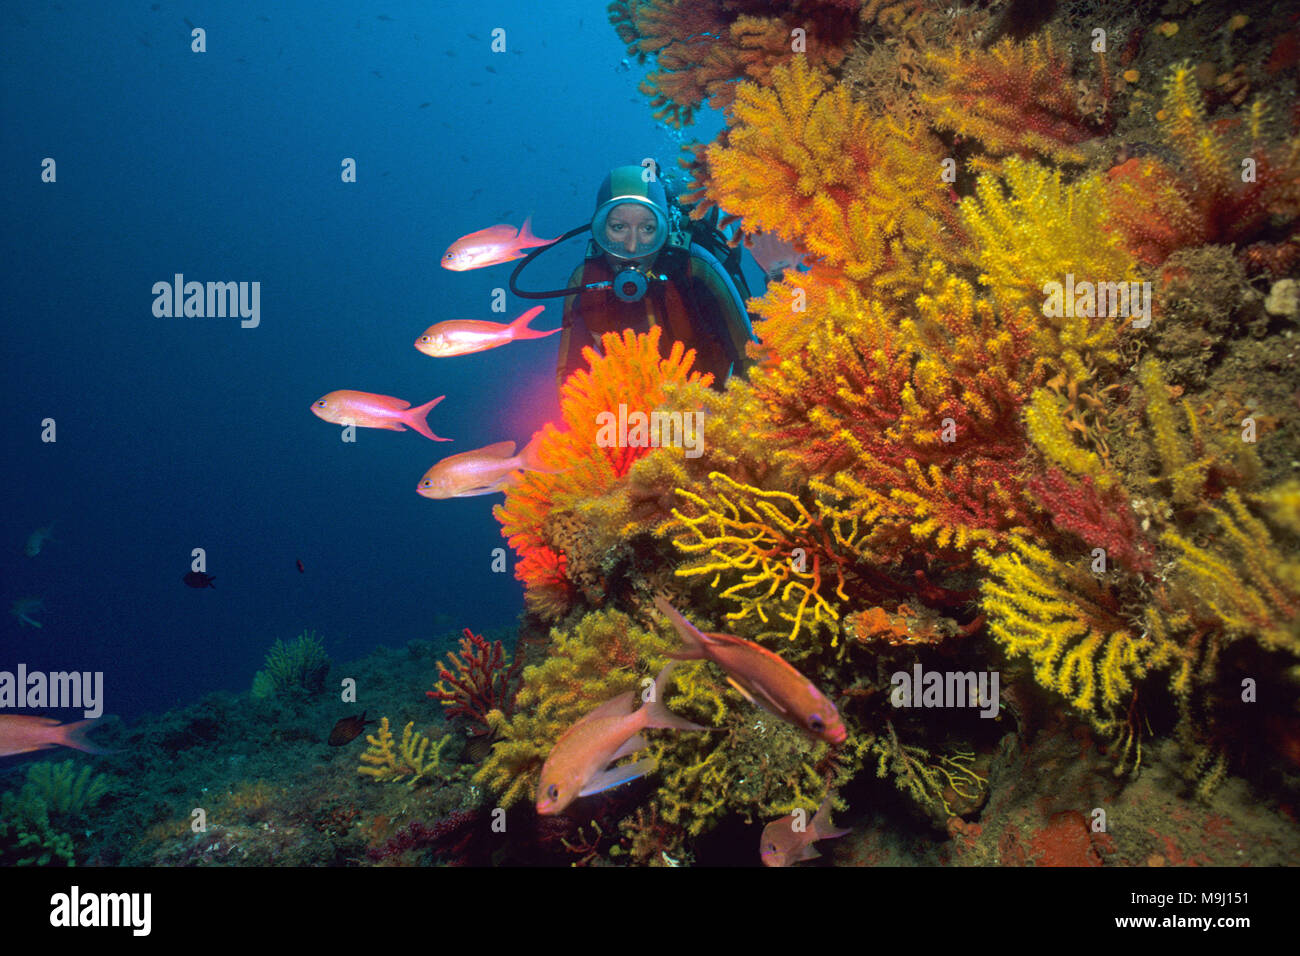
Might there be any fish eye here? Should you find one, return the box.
[315,400,327,407]
[546,784,559,801]
[809,715,825,733]
[765,843,776,853]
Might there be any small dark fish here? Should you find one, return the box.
[445,50,455,57]
[296,558,305,574]
[464,730,498,763]
[419,102,430,108]
[184,17,194,29]
[182,571,215,589]
[329,712,370,746]
[371,69,382,78]
[470,80,483,87]
[485,65,496,74]
[377,14,394,21]
[468,33,481,41]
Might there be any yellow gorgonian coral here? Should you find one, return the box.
[668,470,849,642]
[357,718,450,789]
[960,158,1139,386]
[706,55,964,296]
[978,537,1179,731]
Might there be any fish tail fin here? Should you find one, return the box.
[518,214,556,246]
[518,431,558,474]
[507,305,558,340]
[641,662,713,732]
[811,793,850,841]
[652,595,708,660]
[59,719,111,756]
[406,395,451,442]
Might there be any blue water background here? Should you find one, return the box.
[0,0,725,721]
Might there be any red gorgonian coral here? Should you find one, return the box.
[427,629,522,733]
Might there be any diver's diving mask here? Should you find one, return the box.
[591,200,669,302]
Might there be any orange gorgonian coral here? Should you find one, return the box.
[610,0,862,128]
[704,55,965,297]
[494,327,713,620]
[749,266,1042,566]
[922,33,1106,167]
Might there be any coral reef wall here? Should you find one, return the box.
[485,0,1300,864]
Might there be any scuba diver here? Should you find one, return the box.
[508,163,760,392]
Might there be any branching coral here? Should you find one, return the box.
[667,471,850,642]
[922,33,1105,168]
[874,722,988,820]
[610,0,862,128]
[1105,63,1300,270]
[1025,467,1152,575]
[357,717,450,788]
[750,268,1040,568]
[1162,489,1300,657]
[978,535,1176,741]
[960,157,1139,386]
[703,56,965,297]
[474,608,715,808]
[494,327,712,620]
[427,628,522,734]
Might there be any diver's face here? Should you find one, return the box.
[604,203,659,260]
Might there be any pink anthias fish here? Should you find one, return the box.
[744,231,809,279]
[416,434,550,499]
[536,662,711,816]
[760,792,850,867]
[441,215,557,271]
[311,390,450,442]
[654,596,847,746]
[414,305,559,357]
[0,716,105,758]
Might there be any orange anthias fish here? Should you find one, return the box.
[441,215,557,271]
[0,716,105,758]
[536,662,710,816]
[311,390,450,442]
[416,434,550,499]
[414,305,559,357]
[760,792,850,867]
[653,596,847,746]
